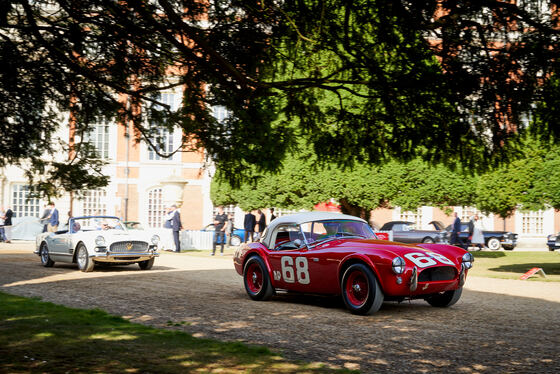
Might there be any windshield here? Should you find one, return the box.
[300,219,376,245]
[70,217,125,233]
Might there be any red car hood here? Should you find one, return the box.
[336,238,463,265]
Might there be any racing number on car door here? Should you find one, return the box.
[404,252,454,268]
[281,256,310,284]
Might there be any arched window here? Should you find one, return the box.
[147,188,164,228]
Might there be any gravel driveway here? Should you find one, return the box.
[1,245,559,373]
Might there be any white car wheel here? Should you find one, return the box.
[230,235,242,246]
[76,244,94,272]
[487,238,501,251]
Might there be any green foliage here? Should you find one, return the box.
[2,1,560,197]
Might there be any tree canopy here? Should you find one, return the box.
[211,138,560,220]
[2,1,560,196]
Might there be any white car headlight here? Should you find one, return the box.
[392,257,406,274]
[95,236,106,246]
[151,235,160,245]
[462,252,474,269]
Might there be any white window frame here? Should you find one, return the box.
[83,122,111,160]
[80,189,108,216]
[147,187,165,228]
[11,184,42,218]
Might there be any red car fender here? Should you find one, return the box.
[239,244,275,280]
[337,252,387,292]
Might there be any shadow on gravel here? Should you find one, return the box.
[1,255,560,373]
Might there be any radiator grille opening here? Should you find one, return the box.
[418,266,456,282]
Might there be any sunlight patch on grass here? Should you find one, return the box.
[89,332,138,341]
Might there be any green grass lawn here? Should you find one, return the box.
[469,251,560,282]
[0,292,352,373]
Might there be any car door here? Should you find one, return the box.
[267,222,340,293]
[266,224,324,293]
[47,231,73,262]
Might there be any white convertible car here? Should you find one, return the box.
[34,216,160,272]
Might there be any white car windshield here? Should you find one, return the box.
[70,217,125,233]
[300,219,376,244]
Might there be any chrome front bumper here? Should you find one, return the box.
[91,246,159,262]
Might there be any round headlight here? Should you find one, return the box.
[151,235,160,245]
[95,236,106,246]
[392,257,406,274]
[462,252,474,269]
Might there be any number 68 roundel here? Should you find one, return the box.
[403,252,454,268]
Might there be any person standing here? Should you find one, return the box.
[243,210,256,243]
[212,206,228,255]
[269,208,276,222]
[39,204,51,233]
[0,206,6,242]
[467,215,475,249]
[162,206,174,251]
[46,202,59,233]
[170,205,182,253]
[226,213,234,246]
[3,206,13,243]
[471,215,486,251]
[450,212,462,247]
[255,209,266,240]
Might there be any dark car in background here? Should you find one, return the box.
[380,221,449,244]
[546,233,560,251]
[434,222,518,250]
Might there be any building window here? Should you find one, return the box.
[399,208,422,227]
[11,184,42,218]
[461,206,485,222]
[81,190,107,216]
[212,204,236,217]
[148,92,178,161]
[521,210,544,235]
[147,188,164,228]
[148,127,174,160]
[83,123,110,159]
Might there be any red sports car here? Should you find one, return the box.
[233,212,473,315]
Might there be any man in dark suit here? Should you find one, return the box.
[170,205,182,252]
[450,212,462,247]
[243,210,256,243]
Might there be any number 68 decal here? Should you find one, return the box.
[404,252,454,268]
[280,256,310,284]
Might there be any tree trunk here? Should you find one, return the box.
[339,198,371,223]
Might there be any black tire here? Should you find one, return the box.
[230,235,242,247]
[426,287,463,307]
[422,237,435,244]
[341,263,384,315]
[550,246,556,252]
[76,244,95,272]
[243,256,274,301]
[40,243,54,267]
[138,258,155,270]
